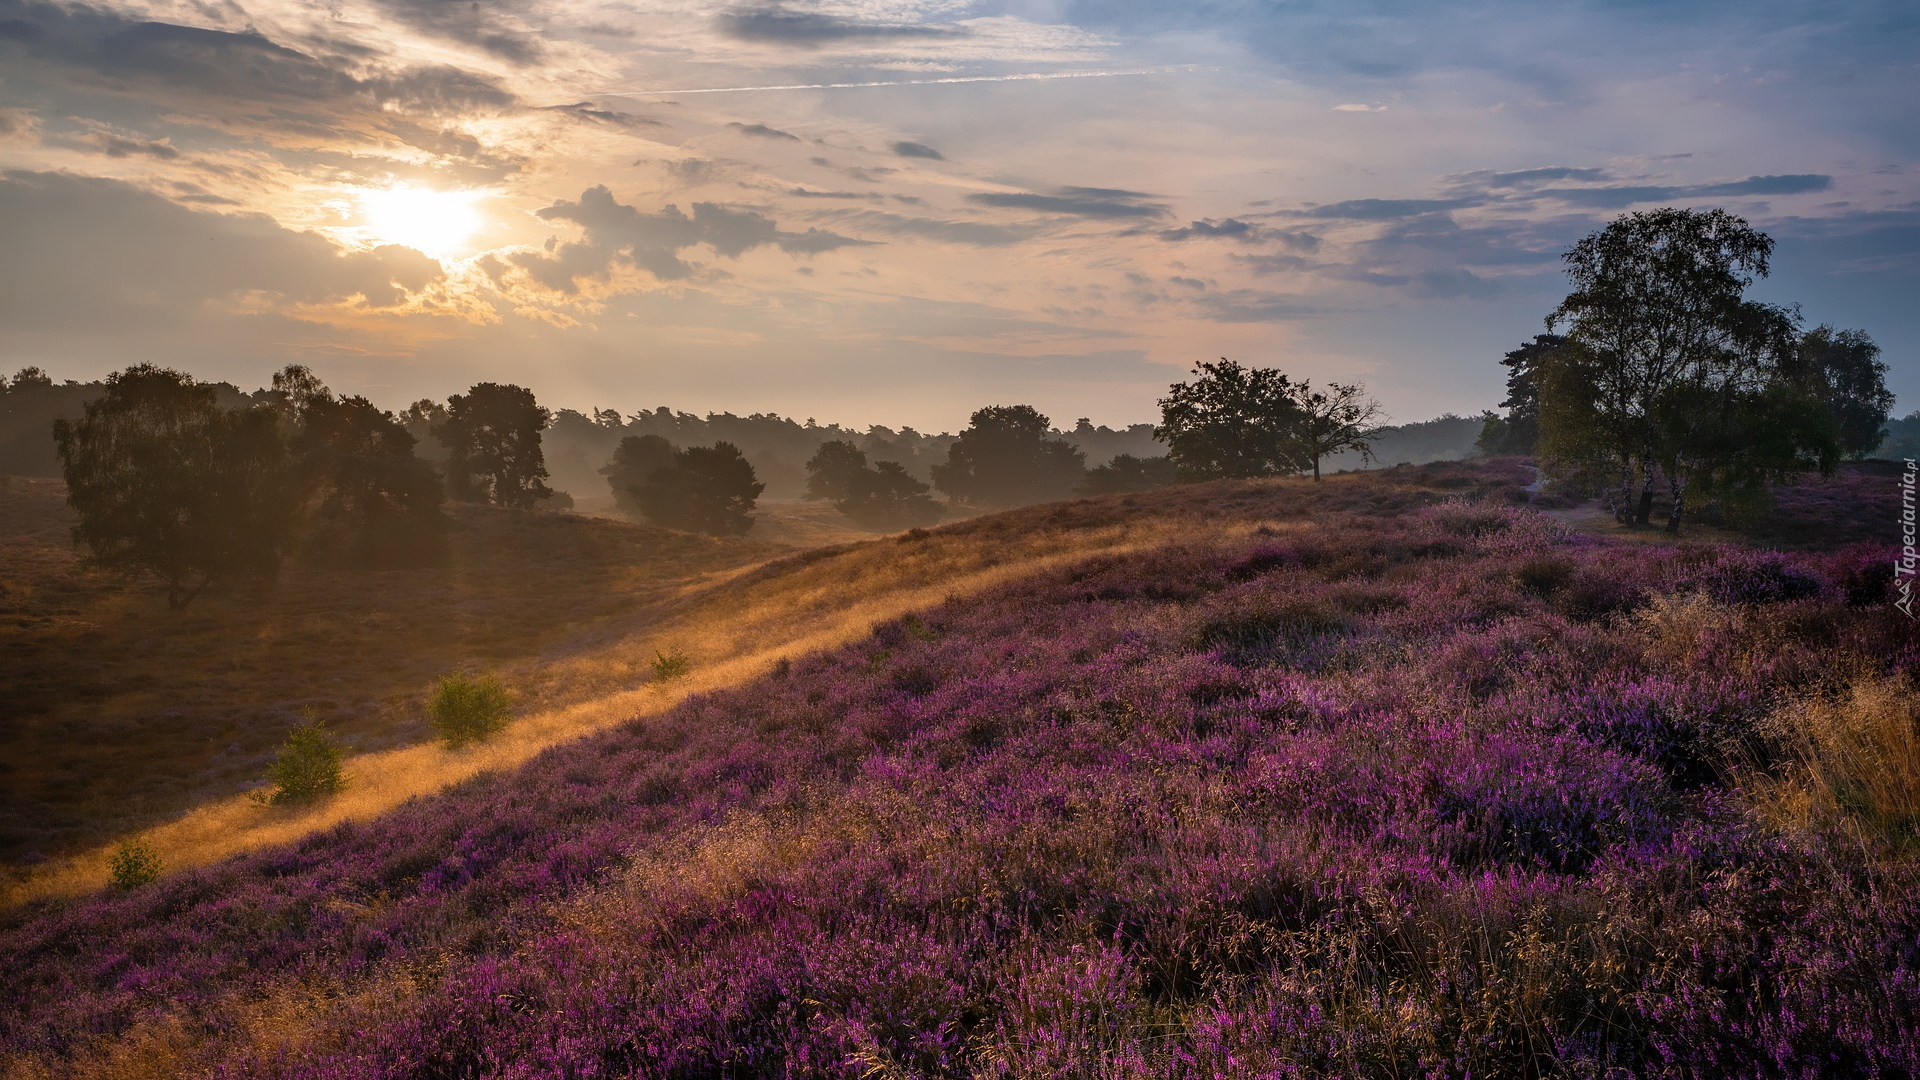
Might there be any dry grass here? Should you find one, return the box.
[0,477,779,878]
[1755,676,1920,848]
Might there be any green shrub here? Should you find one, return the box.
[107,838,162,889]
[259,715,346,804]
[429,673,514,748]
[651,648,692,684]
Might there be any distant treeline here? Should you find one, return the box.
[3,369,1510,497]
[538,409,1164,501]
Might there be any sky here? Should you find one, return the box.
[0,0,1915,431]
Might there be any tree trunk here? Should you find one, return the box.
[1665,471,1687,534]
[1634,454,1656,526]
[1614,461,1634,524]
[1312,455,1321,482]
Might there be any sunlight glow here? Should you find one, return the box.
[358,184,485,258]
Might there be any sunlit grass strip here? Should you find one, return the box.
[0,519,1211,906]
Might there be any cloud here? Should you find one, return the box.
[1192,288,1319,323]
[0,170,446,332]
[364,0,545,65]
[892,141,944,160]
[1282,198,1480,220]
[730,122,800,140]
[716,6,965,44]
[809,209,1035,246]
[515,185,870,291]
[1332,103,1385,112]
[1158,218,1258,241]
[1472,166,1608,189]
[789,187,882,200]
[0,0,516,121]
[94,133,180,160]
[968,186,1166,219]
[1533,173,1834,208]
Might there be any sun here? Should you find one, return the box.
[358,184,486,259]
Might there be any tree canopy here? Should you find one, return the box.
[1156,360,1302,480]
[276,366,446,567]
[600,434,678,516]
[53,364,295,609]
[436,383,553,508]
[1800,325,1894,460]
[803,440,869,502]
[931,405,1085,508]
[1537,208,1858,531]
[631,441,765,535]
[1474,335,1565,457]
[1156,359,1380,481]
[837,460,944,531]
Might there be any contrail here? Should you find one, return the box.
[596,67,1183,97]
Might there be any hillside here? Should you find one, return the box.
[0,478,786,876]
[2,460,1916,1077]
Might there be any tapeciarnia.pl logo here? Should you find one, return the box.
[1900,458,1917,619]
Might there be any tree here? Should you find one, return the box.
[1155,360,1304,480]
[285,382,447,567]
[53,364,294,609]
[1475,335,1565,457]
[1800,326,1894,460]
[435,383,553,508]
[1290,380,1382,481]
[804,440,869,501]
[600,434,677,516]
[837,460,944,530]
[1540,208,1840,531]
[932,405,1085,507]
[632,441,765,535]
[1077,454,1179,495]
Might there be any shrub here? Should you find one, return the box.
[1676,550,1826,605]
[260,716,346,804]
[106,838,161,889]
[650,648,692,684]
[429,674,514,748]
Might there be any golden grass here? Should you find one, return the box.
[1753,675,1920,848]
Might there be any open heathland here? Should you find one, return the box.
[0,476,780,874]
[2,459,1915,1078]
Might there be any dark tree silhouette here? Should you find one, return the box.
[435,383,553,508]
[1155,360,1304,480]
[275,367,446,567]
[600,434,677,516]
[804,440,868,501]
[632,441,765,535]
[1077,454,1179,495]
[931,405,1085,508]
[1475,335,1566,457]
[837,460,944,530]
[53,364,294,609]
[1290,380,1382,481]
[1540,208,1840,531]
[1799,326,1894,460]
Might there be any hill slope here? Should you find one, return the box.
[3,462,1917,1077]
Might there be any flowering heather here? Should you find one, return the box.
[2,477,1917,1078]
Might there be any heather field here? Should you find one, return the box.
[4,464,1918,1078]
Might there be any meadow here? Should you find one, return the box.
[2,459,1914,1078]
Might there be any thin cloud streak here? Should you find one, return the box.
[594,66,1194,97]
